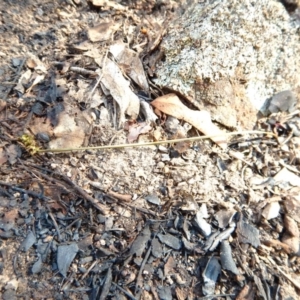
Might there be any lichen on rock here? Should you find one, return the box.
[155,0,300,129]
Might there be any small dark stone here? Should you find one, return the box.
[36,132,50,142]
[268,90,297,114]
[157,286,172,300]
[32,102,44,116]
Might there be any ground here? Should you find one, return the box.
[0,0,300,300]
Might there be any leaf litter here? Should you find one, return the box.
[0,0,300,299]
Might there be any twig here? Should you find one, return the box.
[0,180,50,201]
[24,164,110,215]
[37,130,276,154]
[81,260,98,280]
[267,256,300,290]
[55,172,110,215]
[112,282,137,300]
[135,244,152,295]
[70,66,98,76]
[48,211,62,242]
[88,49,109,101]
[198,294,235,300]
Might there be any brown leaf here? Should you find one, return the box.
[87,22,120,42]
[0,99,7,112]
[236,283,254,300]
[0,148,8,165]
[0,209,18,231]
[151,94,227,148]
[101,59,140,122]
[164,255,176,276]
[110,41,149,90]
[284,215,299,237]
[127,122,152,143]
[49,112,85,149]
[6,144,21,165]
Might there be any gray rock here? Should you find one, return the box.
[157,286,172,300]
[155,0,300,129]
[268,90,297,114]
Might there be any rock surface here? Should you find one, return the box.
[155,0,300,129]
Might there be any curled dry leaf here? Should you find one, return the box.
[110,41,149,91]
[151,94,227,148]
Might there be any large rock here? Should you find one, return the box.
[154,0,300,129]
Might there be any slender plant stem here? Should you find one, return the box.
[37,130,275,154]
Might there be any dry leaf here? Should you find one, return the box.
[14,69,32,93]
[26,74,45,94]
[49,112,85,149]
[91,0,126,10]
[0,148,8,165]
[126,122,152,143]
[6,144,21,165]
[164,255,176,276]
[284,215,299,237]
[110,41,149,90]
[72,40,94,51]
[101,58,140,123]
[281,234,299,254]
[0,209,18,231]
[87,22,120,42]
[151,94,227,148]
[26,53,47,73]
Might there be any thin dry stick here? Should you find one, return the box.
[37,130,276,154]
[135,245,152,295]
[88,48,109,101]
[81,260,99,280]
[112,282,137,300]
[0,180,50,201]
[48,211,62,242]
[26,165,109,215]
